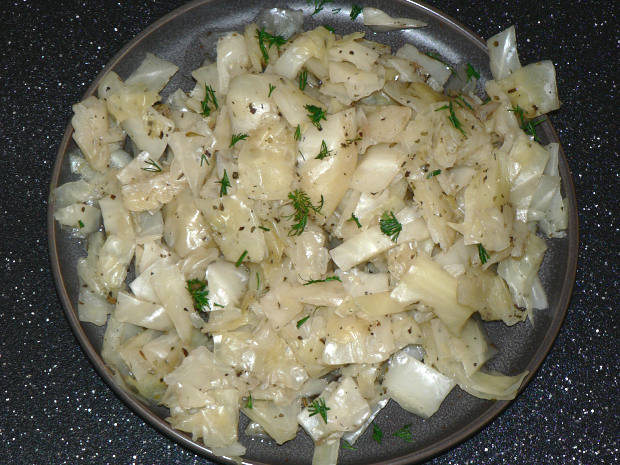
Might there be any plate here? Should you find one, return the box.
[48,1,579,464]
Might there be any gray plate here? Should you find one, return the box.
[48,1,579,464]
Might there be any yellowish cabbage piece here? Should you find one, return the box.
[227,73,280,133]
[271,77,324,127]
[114,291,172,331]
[163,190,210,258]
[362,7,427,32]
[395,44,452,90]
[125,52,179,94]
[241,399,300,445]
[71,96,113,172]
[98,234,135,290]
[328,35,379,71]
[329,61,386,101]
[216,31,251,94]
[494,61,560,118]
[205,261,249,308]
[350,143,406,193]
[99,195,134,238]
[167,130,215,197]
[271,27,330,79]
[391,254,474,334]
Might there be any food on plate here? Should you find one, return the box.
[53,6,565,463]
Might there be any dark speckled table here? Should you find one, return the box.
[1,1,617,464]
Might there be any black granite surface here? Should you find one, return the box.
[1,0,618,464]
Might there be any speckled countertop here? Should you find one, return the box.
[1,0,617,464]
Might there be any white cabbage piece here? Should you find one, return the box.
[329,61,386,101]
[271,76,324,127]
[100,314,143,378]
[120,170,186,212]
[53,180,98,208]
[167,130,215,197]
[252,282,304,330]
[286,222,329,282]
[384,350,455,418]
[217,32,251,94]
[98,195,134,238]
[395,44,452,89]
[133,210,164,243]
[163,190,209,258]
[125,52,179,94]
[271,27,329,79]
[77,285,113,326]
[241,399,300,445]
[350,144,406,193]
[98,234,135,290]
[227,73,280,133]
[311,440,340,465]
[176,246,219,281]
[122,107,174,160]
[205,261,249,308]
[358,105,412,147]
[328,36,379,72]
[391,254,474,334]
[54,203,101,235]
[362,7,427,32]
[487,26,521,80]
[71,96,112,172]
[114,291,172,331]
[335,268,389,297]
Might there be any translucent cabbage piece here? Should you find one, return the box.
[362,7,427,32]
[487,26,521,80]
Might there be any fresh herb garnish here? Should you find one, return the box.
[256,272,260,291]
[331,7,341,13]
[268,83,276,97]
[393,424,414,442]
[308,0,333,16]
[287,189,324,236]
[294,124,302,141]
[296,315,310,328]
[142,158,162,172]
[304,104,327,130]
[342,440,357,450]
[466,63,480,82]
[303,276,342,286]
[235,250,248,267]
[201,84,218,117]
[372,423,383,444]
[435,101,467,137]
[77,220,85,228]
[508,104,545,142]
[478,243,490,264]
[481,96,491,105]
[426,169,442,179]
[258,225,270,231]
[350,4,362,20]
[246,394,253,409]
[299,70,308,91]
[257,28,286,64]
[308,398,330,423]
[217,169,231,197]
[230,133,248,147]
[346,136,362,145]
[379,211,402,243]
[424,51,456,74]
[187,279,210,311]
[323,24,335,33]
[454,94,473,110]
[213,303,225,308]
[200,152,210,166]
[348,213,362,228]
[316,140,333,160]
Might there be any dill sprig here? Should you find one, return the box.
[294,124,302,141]
[380,211,402,243]
[303,276,342,286]
[308,398,330,423]
[348,213,362,228]
[256,28,286,64]
[466,63,480,82]
[308,0,333,16]
[229,133,248,147]
[142,158,162,172]
[435,101,467,137]
[454,94,473,110]
[508,104,546,142]
[304,104,327,130]
[187,279,210,311]
[296,315,310,328]
[342,440,357,450]
[478,243,490,264]
[426,169,442,179]
[287,189,324,236]
[372,423,383,444]
[201,84,218,117]
[350,4,363,20]
[323,24,335,33]
[235,250,248,267]
[393,424,414,442]
[77,220,85,228]
[299,70,308,90]
[268,83,276,97]
[216,169,231,197]
[200,152,210,166]
[245,394,253,409]
[315,140,332,160]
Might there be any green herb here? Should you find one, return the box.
[200,152,210,166]
[482,96,491,105]
[235,250,248,267]
[230,133,248,147]
[478,243,490,264]
[331,7,341,13]
[308,0,333,16]
[77,220,85,228]
[348,213,362,228]
[142,158,162,172]
[294,124,302,141]
[466,63,480,82]
[350,4,362,20]
[342,440,357,450]
[258,225,270,231]
[393,424,413,442]
[435,101,466,137]
[346,136,362,144]
[296,315,310,328]
[287,189,324,236]
[216,169,231,197]
[213,303,225,308]
[379,211,402,243]
[201,84,218,117]
[315,140,333,160]
[372,423,383,444]
[308,398,330,423]
[454,94,473,110]
[246,394,253,409]
[187,279,210,311]
[323,24,335,33]
[303,276,342,286]
[424,51,456,74]
[268,83,276,97]
[257,28,286,63]
[256,272,260,291]
[299,70,308,91]
[426,169,442,179]
[304,104,327,130]
[508,104,545,142]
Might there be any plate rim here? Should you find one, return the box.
[47,1,579,464]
